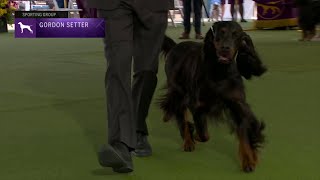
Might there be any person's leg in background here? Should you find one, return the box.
[212,0,220,21]
[132,11,168,157]
[310,0,320,39]
[229,0,236,21]
[209,0,214,21]
[56,0,64,8]
[75,0,85,17]
[96,4,136,173]
[296,2,314,41]
[238,0,247,22]
[76,0,97,18]
[194,0,204,39]
[314,1,320,39]
[210,0,215,21]
[221,0,225,20]
[180,0,191,39]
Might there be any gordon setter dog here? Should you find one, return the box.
[159,21,267,172]
[295,0,320,41]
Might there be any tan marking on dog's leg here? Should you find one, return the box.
[237,131,258,173]
[183,109,195,152]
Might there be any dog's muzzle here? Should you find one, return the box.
[218,51,238,64]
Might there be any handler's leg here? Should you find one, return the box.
[132,11,168,157]
[97,6,136,173]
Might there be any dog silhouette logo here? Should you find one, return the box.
[17,22,34,34]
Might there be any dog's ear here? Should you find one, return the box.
[203,23,217,58]
[236,32,267,79]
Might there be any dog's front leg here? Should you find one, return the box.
[192,108,209,142]
[177,109,195,152]
[227,99,265,173]
[237,125,258,173]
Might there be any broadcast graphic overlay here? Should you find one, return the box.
[14,11,105,38]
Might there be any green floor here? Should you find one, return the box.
[1,24,320,180]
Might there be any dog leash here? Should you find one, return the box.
[210,26,215,37]
[234,50,239,63]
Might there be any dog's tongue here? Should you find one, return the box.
[217,50,232,64]
[218,55,230,64]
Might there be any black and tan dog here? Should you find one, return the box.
[159,21,267,172]
[295,0,320,41]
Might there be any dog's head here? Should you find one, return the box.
[204,21,267,79]
[204,21,247,64]
[18,22,22,25]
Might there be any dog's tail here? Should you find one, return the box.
[161,35,177,58]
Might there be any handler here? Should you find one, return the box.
[87,0,173,173]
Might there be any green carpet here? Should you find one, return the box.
[0,23,320,180]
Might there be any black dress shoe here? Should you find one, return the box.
[98,142,133,173]
[132,133,152,157]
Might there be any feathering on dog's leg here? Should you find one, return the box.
[192,108,210,142]
[228,100,265,172]
[177,109,195,152]
[159,89,182,122]
[237,129,258,172]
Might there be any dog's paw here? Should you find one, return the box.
[243,164,255,173]
[240,149,258,173]
[183,139,195,152]
[241,157,256,173]
[162,113,171,122]
[195,133,210,142]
